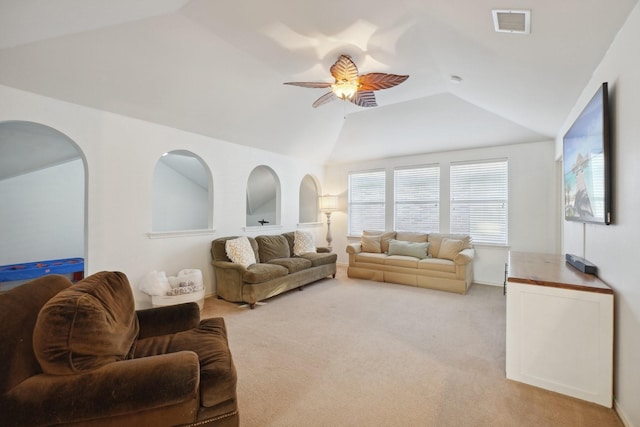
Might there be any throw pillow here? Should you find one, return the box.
[293,230,316,255]
[225,236,256,267]
[363,230,396,253]
[33,271,139,375]
[438,238,464,260]
[256,235,290,262]
[387,239,430,259]
[428,233,472,257]
[361,235,382,253]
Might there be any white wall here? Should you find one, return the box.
[0,159,84,265]
[557,4,640,425]
[325,140,559,285]
[152,160,209,231]
[299,175,319,223]
[0,84,325,308]
[246,198,277,227]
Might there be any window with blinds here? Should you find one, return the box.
[450,159,508,245]
[394,166,440,232]
[348,170,385,235]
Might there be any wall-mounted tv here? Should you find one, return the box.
[563,82,612,225]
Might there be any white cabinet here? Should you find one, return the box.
[505,252,614,407]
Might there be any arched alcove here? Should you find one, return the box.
[0,120,86,288]
[152,150,212,232]
[246,165,280,227]
[299,174,320,223]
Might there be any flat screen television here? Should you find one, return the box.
[563,82,612,225]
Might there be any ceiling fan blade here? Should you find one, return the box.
[312,92,337,108]
[330,55,359,82]
[358,73,409,91]
[283,81,332,88]
[350,91,377,108]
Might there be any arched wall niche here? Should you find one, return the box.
[299,174,320,224]
[0,120,87,286]
[152,150,213,233]
[246,165,281,228]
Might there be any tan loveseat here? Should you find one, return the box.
[211,231,337,308]
[346,231,474,294]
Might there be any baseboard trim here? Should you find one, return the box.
[615,399,634,427]
[473,280,502,287]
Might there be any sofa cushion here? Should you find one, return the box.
[388,239,430,259]
[363,230,396,253]
[33,271,139,375]
[418,258,457,273]
[243,263,288,284]
[212,236,236,262]
[135,317,236,408]
[395,231,428,243]
[225,236,257,267]
[384,255,419,268]
[293,230,316,255]
[354,252,387,265]
[267,257,313,274]
[438,238,464,260]
[298,252,338,267]
[361,234,382,253]
[282,231,296,255]
[256,235,290,262]
[428,233,472,257]
[212,236,259,263]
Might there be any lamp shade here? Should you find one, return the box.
[319,195,338,212]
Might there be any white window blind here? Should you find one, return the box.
[348,170,385,235]
[450,159,508,245]
[394,166,440,232]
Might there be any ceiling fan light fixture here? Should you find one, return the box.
[331,80,358,99]
[284,54,408,108]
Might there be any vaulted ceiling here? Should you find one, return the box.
[0,0,637,166]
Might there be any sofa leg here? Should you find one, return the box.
[298,286,304,291]
[249,303,256,309]
[332,273,336,278]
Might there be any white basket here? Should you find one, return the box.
[151,289,205,310]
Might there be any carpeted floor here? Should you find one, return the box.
[202,266,622,427]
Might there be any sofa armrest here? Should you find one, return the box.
[136,302,201,339]
[2,352,200,426]
[346,243,362,254]
[454,248,475,265]
[212,260,247,273]
[212,260,247,302]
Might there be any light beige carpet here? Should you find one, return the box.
[202,267,622,427]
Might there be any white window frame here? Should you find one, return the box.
[450,159,508,245]
[348,170,386,236]
[394,165,440,233]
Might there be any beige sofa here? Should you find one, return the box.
[211,232,337,308]
[346,231,474,294]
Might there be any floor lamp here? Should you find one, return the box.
[319,195,338,251]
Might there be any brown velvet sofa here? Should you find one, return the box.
[211,231,337,308]
[0,271,238,427]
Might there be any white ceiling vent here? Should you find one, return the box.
[492,9,531,34]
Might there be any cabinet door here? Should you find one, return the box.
[506,282,613,407]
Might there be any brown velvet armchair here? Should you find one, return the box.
[0,271,238,427]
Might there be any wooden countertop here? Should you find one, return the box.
[508,251,613,294]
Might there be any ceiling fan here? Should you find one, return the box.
[284,55,409,108]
